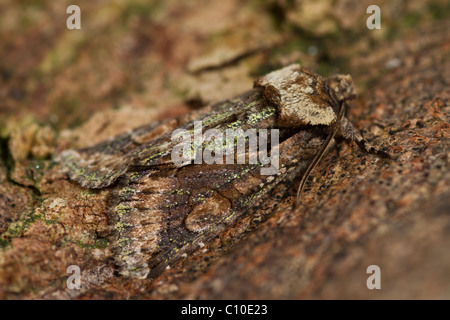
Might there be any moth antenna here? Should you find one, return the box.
[293,125,339,209]
[293,102,347,209]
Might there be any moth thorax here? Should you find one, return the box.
[254,64,337,127]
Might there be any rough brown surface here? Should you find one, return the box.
[0,0,449,299]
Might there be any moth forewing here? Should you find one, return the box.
[126,129,327,279]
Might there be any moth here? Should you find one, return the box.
[58,64,388,279]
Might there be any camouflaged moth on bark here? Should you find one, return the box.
[58,64,388,279]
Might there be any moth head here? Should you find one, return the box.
[254,64,337,127]
[327,74,356,104]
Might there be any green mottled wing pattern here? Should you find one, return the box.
[58,87,327,279]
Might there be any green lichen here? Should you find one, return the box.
[80,189,97,198]
[86,171,99,181]
[75,168,86,176]
[0,237,10,248]
[172,189,191,196]
[144,151,166,164]
[119,187,135,200]
[2,211,43,239]
[116,204,131,217]
[115,221,132,233]
[117,237,131,247]
[129,171,141,182]
[246,106,276,125]
[120,250,132,259]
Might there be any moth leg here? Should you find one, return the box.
[293,116,390,209]
[340,116,390,159]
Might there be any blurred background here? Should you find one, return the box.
[1,0,448,137]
